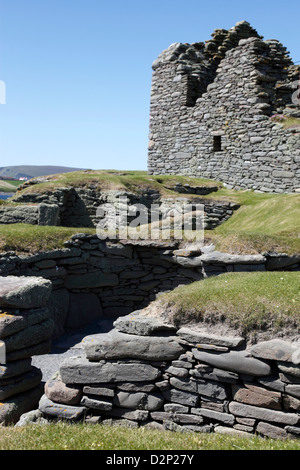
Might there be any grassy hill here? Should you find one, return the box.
[0,165,87,180]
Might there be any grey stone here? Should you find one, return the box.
[82,329,184,362]
[15,409,49,427]
[0,385,43,425]
[191,407,235,425]
[0,358,32,380]
[0,307,51,339]
[60,356,161,384]
[177,327,245,348]
[0,276,52,309]
[251,339,300,364]
[256,421,288,439]
[80,396,113,411]
[39,394,86,420]
[229,401,300,425]
[192,349,271,376]
[163,389,199,407]
[0,366,42,401]
[38,203,59,226]
[113,312,176,336]
[113,391,164,411]
[4,319,55,353]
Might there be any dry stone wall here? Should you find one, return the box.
[36,313,300,439]
[0,276,54,425]
[148,21,300,193]
[1,235,299,339]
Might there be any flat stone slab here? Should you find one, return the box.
[177,327,245,348]
[82,329,184,361]
[60,356,161,385]
[39,394,86,420]
[199,252,266,265]
[113,312,177,336]
[0,385,43,425]
[192,349,271,377]
[229,401,300,426]
[251,339,300,365]
[0,276,52,309]
[0,366,42,401]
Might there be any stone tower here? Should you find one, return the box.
[148,21,300,193]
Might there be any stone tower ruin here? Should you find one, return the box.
[148,21,300,193]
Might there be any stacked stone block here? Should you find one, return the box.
[0,276,54,424]
[37,313,300,439]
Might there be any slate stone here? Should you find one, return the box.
[113,312,176,336]
[60,356,161,384]
[192,349,271,376]
[162,389,199,407]
[114,391,164,411]
[177,327,245,348]
[6,340,52,362]
[191,407,235,426]
[0,307,51,338]
[0,385,43,425]
[277,362,300,378]
[80,396,113,411]
[256,421,288,439]
[0,276,52,309]
[82,329,184,361]
[39,394,86,420]
[0,366,42,401]
[0,358,32,380]
[251,339,300,364]
[4,319,55,353]
[103,407,149,422]
[229,401,300,426]
[199,252,266,265]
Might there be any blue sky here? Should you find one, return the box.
[0,0,299,171]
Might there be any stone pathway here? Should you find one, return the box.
[32,318,116,382]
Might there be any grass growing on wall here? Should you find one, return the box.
[159,271,300,336]
[0,224,95,253]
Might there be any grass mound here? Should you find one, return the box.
[156,271,300,340]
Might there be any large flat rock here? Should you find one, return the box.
[0,276,52,309]
[192,349,271,377]
[60,355,161,384]
[113,312,177,336]
[82,329,184,361]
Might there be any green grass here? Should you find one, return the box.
[205,192,300,255]
[0,224,96,253]
[159,271,300,337]
[0,422,299,450]
[13,170,220,197]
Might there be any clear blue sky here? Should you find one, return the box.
[0,0,299,171]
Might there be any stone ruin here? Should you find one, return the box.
[0,240,300,439]
[148,21,300,193]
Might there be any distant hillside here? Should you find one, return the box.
[0,165,87,180]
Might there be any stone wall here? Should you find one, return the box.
[5,187,239,230]
[0,276,54,425]
[148,21,300,193]
[1,235,299,339]
[0,203,59,226]
[37,313,300,439]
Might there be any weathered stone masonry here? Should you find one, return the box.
[148,21,300,193]
[0,236,300,430]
